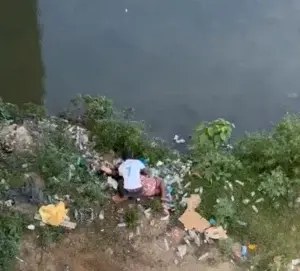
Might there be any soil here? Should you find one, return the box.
[14,201,239,271]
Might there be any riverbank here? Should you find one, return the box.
[0,95,300,270]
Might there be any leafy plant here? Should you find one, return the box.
[192,118,233,151]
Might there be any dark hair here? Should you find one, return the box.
[121,150,134,161]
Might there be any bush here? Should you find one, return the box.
[190,115,300,268]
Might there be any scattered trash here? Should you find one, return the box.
[251,205,258,213]
[241,244,248,257]
[39,201,68,226]
[98,210,104,220]
[208,217,216,225]
[237,220,247,226]
[164,238,170,251]
[15,256,26,264]
[4,199,13,207]
[178,194,210,232]
[128,232,134,240]
[204,226,228,240]
[107,177,118,190]
[27,224,35,230]
[136,226,141,235]
[198,252,209,261]
[117,222,126,227]
[248,244,256,250]
[176,245,187,258]
[173,135,186,144]
[235,180,244,186]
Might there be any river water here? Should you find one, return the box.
[1,0,300,139]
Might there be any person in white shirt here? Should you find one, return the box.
[100,151,148,202]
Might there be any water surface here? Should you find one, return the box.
[2,0,300,139]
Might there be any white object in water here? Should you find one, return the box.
[125,8,128,12]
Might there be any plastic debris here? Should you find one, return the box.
[164,238,170,251]
[176,245,187,258]
[125,8,128,12]
[39,201,68,226]
[27,224,35,230]
[251,205,258,213]
[241,245,248,257]
[98,210,104,220]
[198,252,209,261]
[248,244,256,250]
[235,180,244,186]
[107,177,118,190]
[204,226,228,240]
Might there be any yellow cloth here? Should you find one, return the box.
[39,201,68,226]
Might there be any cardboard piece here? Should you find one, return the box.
[34,214,77,229]
[178,194,210,232]
[204,226,228,240]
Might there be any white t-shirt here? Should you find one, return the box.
[118,159,145,190]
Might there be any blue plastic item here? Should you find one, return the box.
[241,245,248,257]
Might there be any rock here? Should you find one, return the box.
[176,245,187,259]
[27,224,35,230]
[174,259,179,265]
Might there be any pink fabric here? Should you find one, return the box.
[140,175,161,197]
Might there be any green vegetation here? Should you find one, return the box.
[124,206,139,229]
[0,211,25,271]
[0,95,299,269]
[189,115,300,269]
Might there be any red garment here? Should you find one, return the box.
[140,175,161,196]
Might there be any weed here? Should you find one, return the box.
[37,225,65,247]
[149,199,163,213]
[0,210,24,271]
[124,207,139,229]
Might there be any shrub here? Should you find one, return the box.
[190,115,300,268]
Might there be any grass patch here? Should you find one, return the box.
[124,207,139,229]
[0,210,26,271]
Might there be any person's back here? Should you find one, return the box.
[118,159,145,190]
